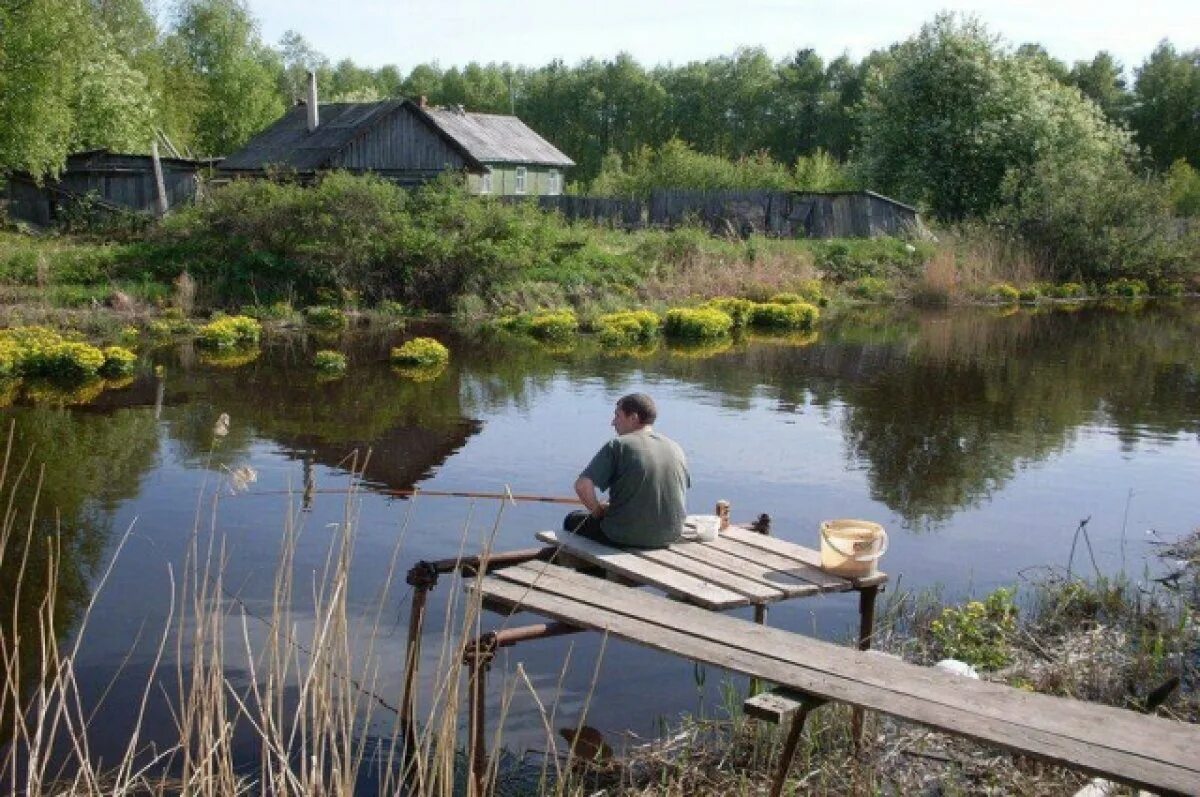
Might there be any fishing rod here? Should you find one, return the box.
[239,486,582,505]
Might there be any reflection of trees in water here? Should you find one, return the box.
[131,301,1200,526]
[0,407,160,737]
[840,304,1200,526]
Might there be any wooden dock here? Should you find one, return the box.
[474,560,1200,796]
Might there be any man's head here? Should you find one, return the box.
[612,393,657,435]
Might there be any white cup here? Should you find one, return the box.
[693,515,720,542]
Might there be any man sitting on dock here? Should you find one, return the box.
[565,393,690,548]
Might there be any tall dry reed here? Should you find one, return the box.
[0,428,609,796]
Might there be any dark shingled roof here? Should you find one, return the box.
[419,107,575,167]
[220,101,408,171]
[220,100,573,173]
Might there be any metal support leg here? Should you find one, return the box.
[770,700,817,797]
[401,561,439,760]
[465,635,497,797]
[851,585,879,751]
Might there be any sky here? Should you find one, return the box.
[244,0,1197,75]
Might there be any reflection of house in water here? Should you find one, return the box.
[79,369,483,495]
[278,418,483,496]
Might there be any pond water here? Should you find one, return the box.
[3,300,1199,770]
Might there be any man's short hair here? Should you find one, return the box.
[616,393,657,425]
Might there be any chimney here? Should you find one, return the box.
[306,71,319,132]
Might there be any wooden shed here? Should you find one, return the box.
[218,98,574,196]
[2,149,213,226]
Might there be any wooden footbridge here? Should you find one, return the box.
[401,520,1200,796]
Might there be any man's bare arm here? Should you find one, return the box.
[574,477,607,517]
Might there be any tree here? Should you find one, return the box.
[163,0,284,157]
[1131,42,1200,169]
[858,13,1130,221]
[0,0,156,177]
[1067,51,1131,125]
[277,29,328,102]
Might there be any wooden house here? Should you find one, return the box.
[219,80,573,195]
[2,149,213,226]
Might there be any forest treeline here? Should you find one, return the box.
[1,0,1196,184]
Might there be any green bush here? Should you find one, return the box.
[704,297,756,328]
[391,337,449,366]
[99,346,137,376]
[663,307,734,340]
[497,309,582,342]
[811,238,927,283]
[313,350,348,373]
[595,310,660,346]
[771,280,827,306]
[748,301,819,330]
[929,587,1018,670]
[529,310,579,341]
[1045,282,1086,299]
[847,276,895,302]
[988,282,1020,303]
[1017,286,1041,302]
[1100,278,1149,298]
[0,326,106,378]
[304,305,348,329]
[197,315,262,349]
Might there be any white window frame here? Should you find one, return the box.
[515,166,527,195]
[480,168,492,195]
[547,169,561,196]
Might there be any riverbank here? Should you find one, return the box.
[3,177,1196,325]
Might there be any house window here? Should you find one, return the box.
[515,166,527,194]
[480,169,492,195]
[547,170,561,196]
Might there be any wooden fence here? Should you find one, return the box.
[505,189,920,239]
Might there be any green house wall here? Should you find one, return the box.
[466,164,565,196]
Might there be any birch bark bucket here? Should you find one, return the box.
[819,519,888,578]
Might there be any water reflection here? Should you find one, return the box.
[0,300,1198,765]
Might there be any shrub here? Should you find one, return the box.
[1045,282,1086,299]
[663,307,734,340]
[304,305,348,329]
[749,301,820,331]
[1100,278,1149,298]
[99,346,137,376]
[704,297,755,328]
[847,276,894,302]
[0,326,108,378]
[595,310,660,346]
[197,315,262,349]
[497,309,582,342]
[989,282,1020,303]
[313,350,348,373]
[30,341,107,377]
[391,337,449,366]
[1018,286,1041,302]
[929,587,1018,670]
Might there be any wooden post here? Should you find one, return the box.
[151,141,169,217]
[770,701,816,797]
[851,584,880,750]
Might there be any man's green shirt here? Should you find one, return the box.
[580,429,690,548]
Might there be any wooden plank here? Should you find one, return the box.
[722,526,889,588]
[633,546,787,602]
[665,541,821,599]
[535,531,748,609]
[475,568,1200,795]
[744,688,824,724]
[490,562,1200,778]
[704,536,851,591]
